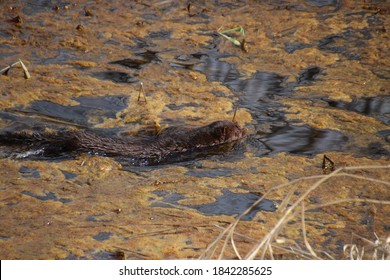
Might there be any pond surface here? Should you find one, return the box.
[0,0,389,259]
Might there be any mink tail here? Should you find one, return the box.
[0,130,80,158]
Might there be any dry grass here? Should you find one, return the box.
[199,165,390,260]
[343,233,390,260]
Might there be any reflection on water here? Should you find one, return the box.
[110,50,160,70]
[318,29,372,60]
[19,166,41,178]
[93,71,138,84]
[18,95,129,126]
[194,55,241,83]
[184,52,292,119]
[297,66,322,84]
[192,53,290,104]
[228,71,289,102]
[262,124,347,155]
[41,49,78,65]
[325,95,390,125]
[21,0,62,15]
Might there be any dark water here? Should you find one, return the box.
[21,190,72,203]
[297,66,322,84]
[18,165,41,178]
[318,29,372,60]
[262,124,347,155]
[324,95,390,125]
[60,169,78,179]
[5,95,129,126]
[151,188,276,221]
[93,232,112,241]
[21,0,66,15]
[89,50,161,84]
[306,0,340,8]
[110,50,160,70]
[93,71,138,84]
[41,49,78,65]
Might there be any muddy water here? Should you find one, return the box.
[0,0,389,259]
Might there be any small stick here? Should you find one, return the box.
[0,59,31,79]
[137,82,147,103]
[232,106,238,122]
[0,65,11,75]
[0,61,19,75]
[19,59,31,79]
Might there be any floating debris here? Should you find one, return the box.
[8,15,22,24]
[217,26,248,52]
[322,154,335,174]
[84,7,93,17]
[76,24,85,31]
[113,251,126,260]
[185,3,209,17]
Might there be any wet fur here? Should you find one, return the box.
[0,121,246,163]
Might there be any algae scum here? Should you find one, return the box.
[0,0,389,259]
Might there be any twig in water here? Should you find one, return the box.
[19,59,31,79]
[0,59,31,79]
[232,106,238,123]
[137,82,147,103]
